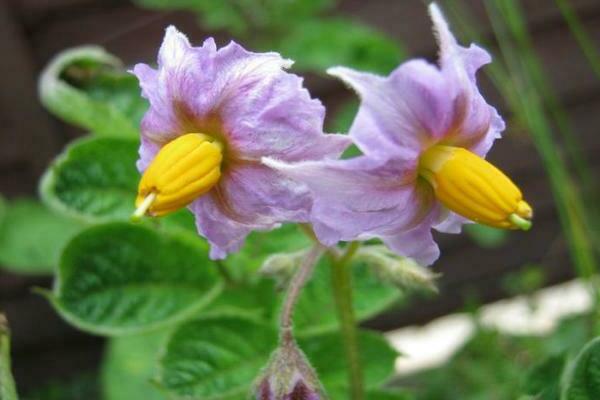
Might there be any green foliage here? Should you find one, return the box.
[561,336,600,400]
[102,330,170,400]
[47,223,223,335]
[157,315,398,399]
[226,224,311,278]
[522,354,566,399]
[288,255,403,336]
[39,46,146,138]
[157,316,278,399]
[41,136,139,222]
[278,17,404,74]
[368,389,415,400]
[501,265,546,297]
[134,0,335,37]
[0,199,85,274]
[0,316,18,400]
[23,374,99,400]
[300,329,398,398]
[403,314,593,400]
[464,223,509,248]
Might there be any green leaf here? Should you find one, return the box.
[291,255,403,336]
[0,199,85,274]
[522,353,566,399]
[366,389,414,400]
[464,223,509,248]
[158,316,398,399]
[39,46,146,137]
[561,336,600,400]
[227,224,311,279]
[209,279,279,321]
[48,222,223,335]
[134,0,334,37]
[158,316,278,399]
[300,329,398,399]
[40,136,140,222]
[0,315,19,400]
[102,330,170,400]
[278,17,404,74]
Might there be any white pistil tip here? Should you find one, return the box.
[131,192,157,222]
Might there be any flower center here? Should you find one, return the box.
[132,133,223,220]
[418,145,533,230]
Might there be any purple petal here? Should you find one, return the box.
[190,163,312,259]
[382,222,440,267]
[132,27,350,164]
[265,156,432,246]
[429,3,505,156]
[328,60,453,161]
[133,27,350,257]
[434,210,470,234]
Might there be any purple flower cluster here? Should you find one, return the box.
[133,3,523,266]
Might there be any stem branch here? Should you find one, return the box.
[330,242,363,400]
[280,244,325,330]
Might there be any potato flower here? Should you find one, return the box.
[266,4,532,266]
[132,27,350,258]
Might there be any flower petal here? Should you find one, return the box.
[429,3,505,156]
[216,43,350,162]
[265,156,431,245]
[433,210,470,234]
[133,27,350,163]
[328,60,453,161]
[382,223,440,266]
[191,162,312,258]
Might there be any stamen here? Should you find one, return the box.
[418,145,533,230]
[131,191,157,222]
[134,133,224,218]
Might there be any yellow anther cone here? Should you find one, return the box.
[419,145,532,230]
[133,133,223,220]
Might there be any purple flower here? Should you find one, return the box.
[265,4,532,266]
[131,27,350,259]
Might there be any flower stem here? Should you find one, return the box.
[330,241,363,400]
[280,244,325,331]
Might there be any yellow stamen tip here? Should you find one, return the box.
[135,133,223,218]
[419,145,533,231]
[516,200,533,219]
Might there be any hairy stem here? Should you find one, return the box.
[280,244,325,330]
[330,242,363,400]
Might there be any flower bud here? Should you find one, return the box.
[356,245,439,293]
[133,133,223,219]
[255,332,324,400]
[419,145,532,230]
[259,250,307,290]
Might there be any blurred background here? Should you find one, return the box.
[1,0,599,398]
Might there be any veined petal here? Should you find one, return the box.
[265,156,432,245]
[382,222,440,267]
[328,61,453,160]
[133,27,350,257]
[191,163,312,259]
[221,53,351,161]
[430,3,505,156]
